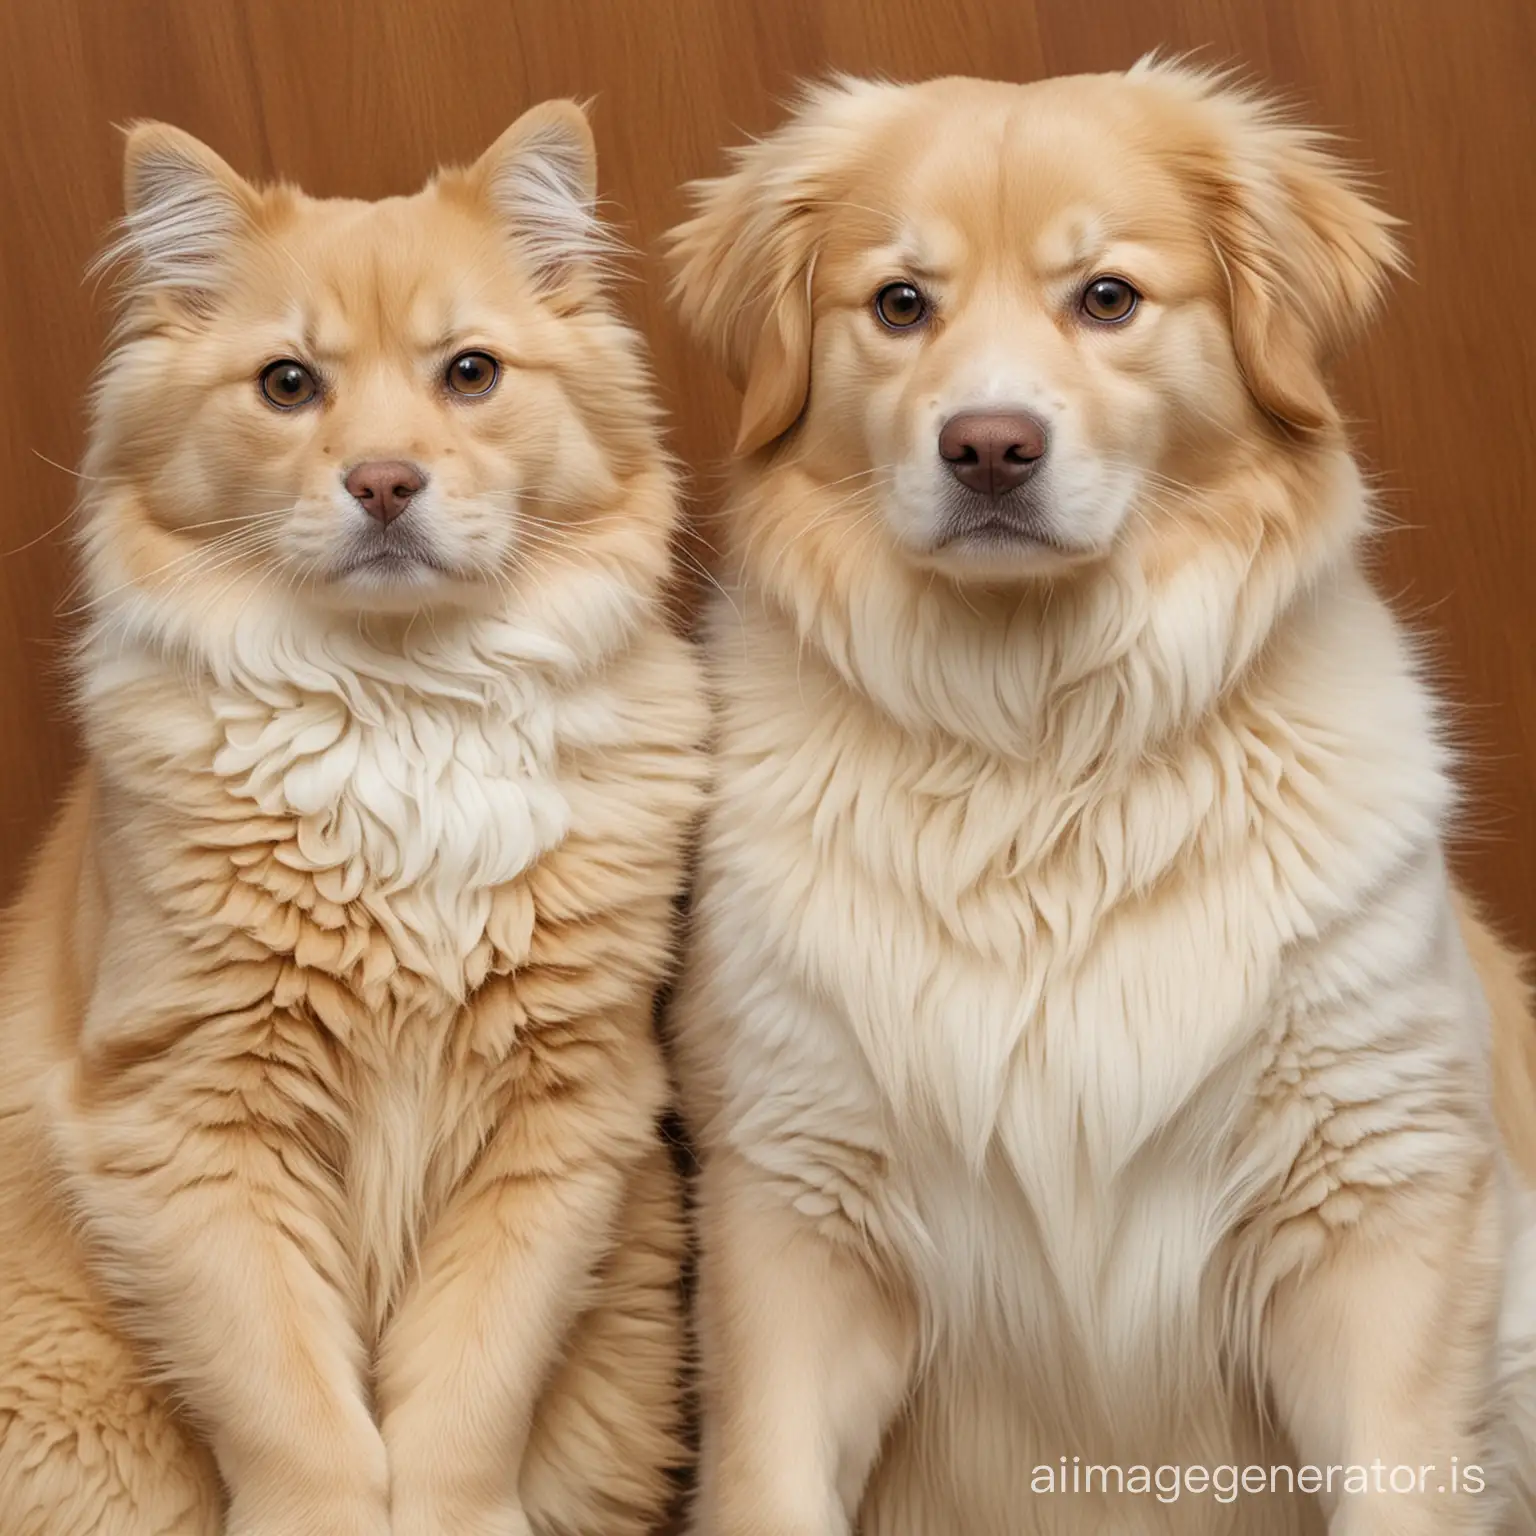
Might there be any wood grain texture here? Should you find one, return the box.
[1,0,1531,951]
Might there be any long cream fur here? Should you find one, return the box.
[0,105,705,1536]
[668,64,1536,1535]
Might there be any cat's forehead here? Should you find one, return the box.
[246,189,517,352]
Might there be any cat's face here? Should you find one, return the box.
[85,105,661,622]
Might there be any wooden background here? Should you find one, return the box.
[1,0,1532,951]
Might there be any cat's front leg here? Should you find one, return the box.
[52,1004,387,1536]
[375,993,655,1536]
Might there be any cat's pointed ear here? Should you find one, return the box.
[100,123,258,308]
[469,101,619,294]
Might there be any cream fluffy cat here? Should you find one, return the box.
[0,105,704,1536]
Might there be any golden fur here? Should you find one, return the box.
[668,65,1536,1534]
[0,105,705,1536]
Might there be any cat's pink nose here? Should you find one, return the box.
[344,460,426,525]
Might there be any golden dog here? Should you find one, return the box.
[670,62,1536,1535]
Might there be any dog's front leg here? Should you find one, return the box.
[689,1145,916,1536]
[1266,1163,1506,1535]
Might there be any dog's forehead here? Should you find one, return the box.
[872,82,1184,262]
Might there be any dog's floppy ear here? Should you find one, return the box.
[666,131,820,456]
[1139,61,1405,434]
[667,78,891,456]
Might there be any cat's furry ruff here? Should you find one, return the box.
[0,104,705,1536]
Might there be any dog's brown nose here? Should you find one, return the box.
[938,411,1048,497]
[344,460,426,525]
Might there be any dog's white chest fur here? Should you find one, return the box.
[695,573,1488,1528]
[722,703,1283,1350]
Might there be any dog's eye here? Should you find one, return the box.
[259,360,319,409]
[1081,277,1140,324]
[874,282,929,331]
[446,351,500,397]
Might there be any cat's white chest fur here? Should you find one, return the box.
[203,614,577,994]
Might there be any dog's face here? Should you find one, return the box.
[90,104,649,619]
[670,67,1401,583]
[793,79,1226,579]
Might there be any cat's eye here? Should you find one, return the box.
[1080,276,1140,325]
[446,351,500,397]
[259,359,319,409]
[873,281,929,331]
